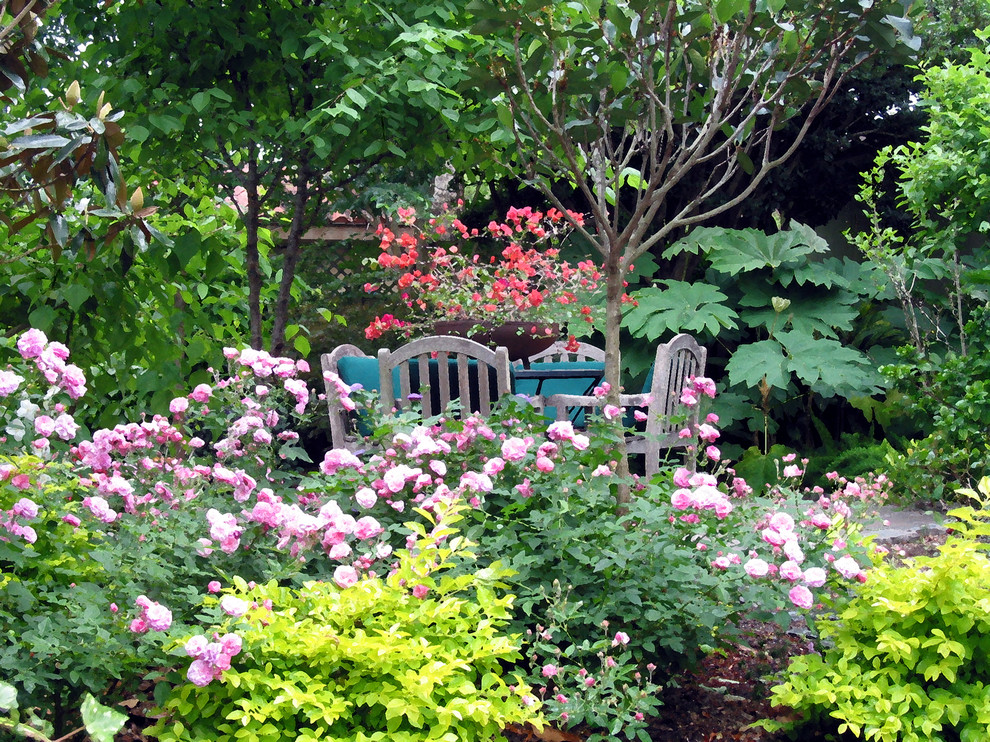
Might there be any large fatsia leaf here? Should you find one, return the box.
[781,255,851,289]
[662,220,830,275]
[623,280,738,340]
[725,339,790,389]
[739,288,861,338]
[777,330,883,397]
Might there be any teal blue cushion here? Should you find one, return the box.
[513,362,605,424]
[336,356,381,392]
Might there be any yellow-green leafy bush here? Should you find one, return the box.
[763,504,990,742]
[149,506,541,742]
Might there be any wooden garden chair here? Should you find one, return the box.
[544,333,708,477]
[378,335,512,420]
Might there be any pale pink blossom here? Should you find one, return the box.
[696,424,719,442]
[788,585,814,609]
[355,487,377,509]
[333,565,359,589]
[833,555,862,580]
[189,384,212,402]
[803,567,827,587]
[744,558,769,578]
[220,595,249,617]
[779,561,803,582]
[612,631,630,646]
[501,436,532,461]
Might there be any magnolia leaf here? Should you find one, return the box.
[10,133,72,150]
[623,280,737,340]
[81,693,128,742]
[725,339,789,390]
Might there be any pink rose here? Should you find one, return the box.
[803,567,827,587]
[333,565,359,589]
[670,489,693,510]
[833,555,862,580]
[779,561,803,582]
[17,328,47,359]
[612,631,630,646]
[744,558,769,578]
[501,436,532,461]
[189,384,212,402]
[220,595,249,617]
[788,585,814,609]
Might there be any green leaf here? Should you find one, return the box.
[62,284,93,312]
[715,0,748,23]
[778,331,882,396]
[725,339,789,390]
[293,334,311,357]
[344,88,368,109]
[739,288,860,338]
[664,221,830,275]
[191,91,211,112]
[80,693,128,742]
[0,681,18,710]
[623,280,738,340]
[9,133,72,150]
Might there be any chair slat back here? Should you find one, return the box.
[517,340,605,366]
[542,333,708,478]
[646,333,708,446]
[378,335,511,420]
[321,344,373,450]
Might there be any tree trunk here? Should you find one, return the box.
[604,244,632,503]
[244,159,264,350]
[270,160,313,357]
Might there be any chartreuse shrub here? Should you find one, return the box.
[761,494,990,741]
[150,503,542,742]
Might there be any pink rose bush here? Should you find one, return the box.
[0,327,894,741]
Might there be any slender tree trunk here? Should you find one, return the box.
[270,159,313,357]
[604,244,631,503]
[244,159,264,350]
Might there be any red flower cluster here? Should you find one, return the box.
[364,206,603,339]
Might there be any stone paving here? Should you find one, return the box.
[861,504,948,542]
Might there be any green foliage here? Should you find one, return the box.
[762,517,990,741]
[849,33,990,359]
[525,591,663,742]
[881,305,990,500]
[61,0,475,354]
[630,221,889,451]
[0,682,126,742]
[150,505,541,742]
[622,280,738,340]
